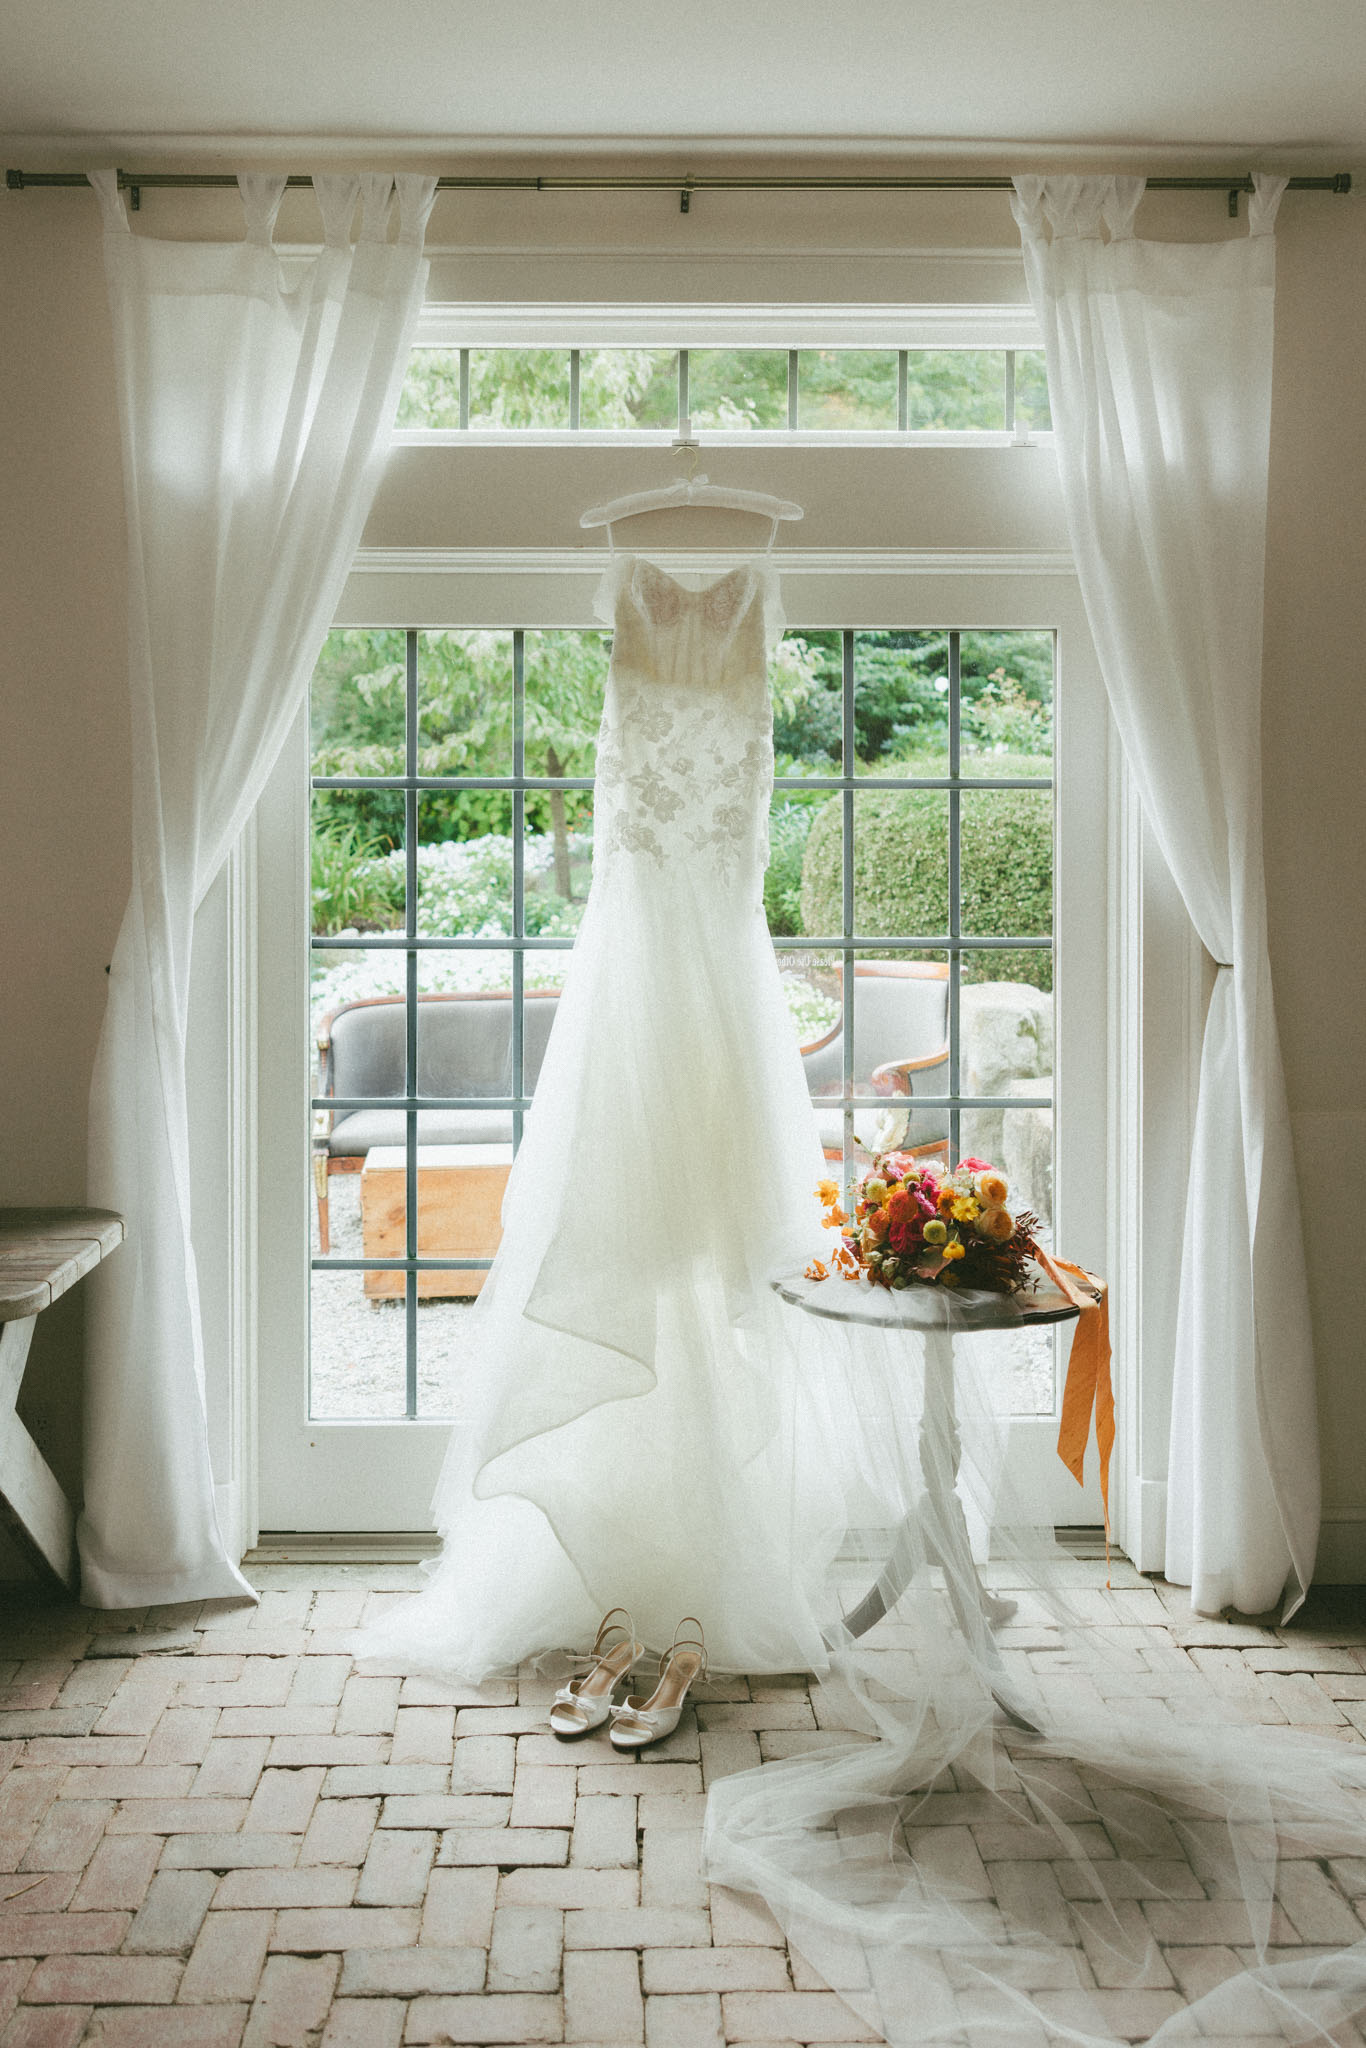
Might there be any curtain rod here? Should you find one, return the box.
[5,167,1353,217]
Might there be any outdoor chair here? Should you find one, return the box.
[313,990,561,1252]
[800,961,950,1164]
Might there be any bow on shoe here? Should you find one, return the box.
[548,1607,643,1740]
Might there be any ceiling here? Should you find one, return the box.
[1,0,1361,168]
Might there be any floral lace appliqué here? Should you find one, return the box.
[594,561,775,889]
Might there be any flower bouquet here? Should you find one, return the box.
[806,1154,1040,1294]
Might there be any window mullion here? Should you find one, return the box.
[841,629,856,1189]
[948,628,962,1170]
[512,631,526,1154]
[404,628,420,1419]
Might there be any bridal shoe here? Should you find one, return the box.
[549,1608,643,1739]
[609,1617,708,1751]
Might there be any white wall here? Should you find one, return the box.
[1,175,1362,1580]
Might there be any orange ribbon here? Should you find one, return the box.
[1031,1247,1114,1583]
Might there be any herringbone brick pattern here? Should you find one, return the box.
[0,1563,1363,2046]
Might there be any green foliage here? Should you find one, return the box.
[310,627,608,867]
[310,815,403,935]
[764,801,818,937]
[397,347,681,431]
[769,630,1053,773]
[799,755,1054,991]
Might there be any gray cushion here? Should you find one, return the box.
[329,1108,515,1158]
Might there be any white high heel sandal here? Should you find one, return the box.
[609,1617,708,1752]
[549,1608,643,1740]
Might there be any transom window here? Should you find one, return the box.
[396,346,1051,434]
[307,621,1056,1423]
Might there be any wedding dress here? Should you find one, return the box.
[357,555,1366,2048]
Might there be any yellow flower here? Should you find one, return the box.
[863,1178,888,1206]
[942,1239,967,1262]
[981,1207,1014,1242]
[950,1196,981,1223]
[815,1179,841,1208]
[979,1173,1008,1206]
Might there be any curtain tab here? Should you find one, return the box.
[359,174,395,243]
[1010,175,1048,243]
[1103,176,1146,242]
[313,175,361,248]
[238,173,287,246]
[1249,172,1288,237]
[395,174,439,247]
[88,169,131,234]
[1045,177,1109,241]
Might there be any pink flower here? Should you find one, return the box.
[958,1156,995,1173]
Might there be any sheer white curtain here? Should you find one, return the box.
[83,168,436,1607]
[1012,173,1318,1616]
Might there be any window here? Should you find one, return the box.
[396,344,1052,434]
[307,620,1056,1425]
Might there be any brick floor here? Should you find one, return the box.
[0,1566,1363,2045]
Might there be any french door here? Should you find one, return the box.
[254,567,1107,1534]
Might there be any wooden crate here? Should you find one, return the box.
[360,1144,513,1299]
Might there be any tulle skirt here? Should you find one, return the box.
[355,857,1366,2047]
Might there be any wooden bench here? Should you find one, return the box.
[0,1207,124,1589]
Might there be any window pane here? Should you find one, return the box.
[419,1299,490,1417]
[419,795,512,937]
[960,630,1053,772]
[311,790,405,940]
[523,628,609,781]
[849,954,950,1113]
[797,350,897,429]
[687,349,788,429]
[854,630,949,778]
[850,790,950,940]
[1014,349,1052,432]
[904,351,1005,429]
[468,348,570,428]
[786,796,844,940]
[785,948,844,1164]
[312,628,406,758]
[310,1263,407,1419]
[578,348,679,429]
[419,629,513,775]
[396,347,462,429]
[960,789,1053,945]
[525,815,590,948]
[773,628,842,778]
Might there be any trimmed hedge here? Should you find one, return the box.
[799,757,1053,992]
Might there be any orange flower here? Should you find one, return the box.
[821,1205,849,1230]
[804,1258,829,1281]
[815,1179,841,1208]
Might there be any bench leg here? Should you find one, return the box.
[0,1316,78,1592]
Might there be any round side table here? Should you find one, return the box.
[771,1268,1081,1731]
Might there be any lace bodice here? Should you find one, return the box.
[591,557,783,889]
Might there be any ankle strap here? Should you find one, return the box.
[660,1615,707,1681]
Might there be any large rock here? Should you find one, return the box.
[1002,1076,1054,1231]
[958,982,1054,1178]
